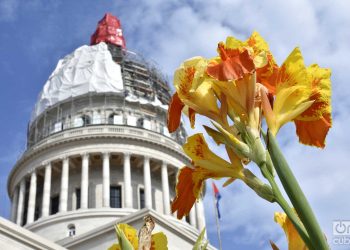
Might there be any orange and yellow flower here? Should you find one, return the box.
[294,64,332,148]
[167,57,220,132]
[273,212,308,250]
[260,48,332,148]
[171,134,244,218]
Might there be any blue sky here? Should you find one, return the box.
[1,0,350,249]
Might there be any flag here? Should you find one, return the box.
[212,182,222,219]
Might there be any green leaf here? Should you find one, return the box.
[193,228,208,250]
[114,225,134,250]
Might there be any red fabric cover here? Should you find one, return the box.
[90,13,126,49]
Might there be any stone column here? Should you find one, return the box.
[196,199,207,237]
[161,162,170,215]
[123,153,132,208]
[27,171,37,224]
[10,186,19,222]
[189,206,197,227]
[41,163,51,217]
[59,157,69,212]
[16,180,25,225]
[81,153,89,209]
[143,156,152,209]
[102,152,110,207]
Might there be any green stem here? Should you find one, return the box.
[266,131,329,250]
[260,164,315,250]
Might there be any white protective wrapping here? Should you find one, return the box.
[125,94,168,110]
[31,42,124,121]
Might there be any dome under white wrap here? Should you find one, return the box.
[31,42,124,121]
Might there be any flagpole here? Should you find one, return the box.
[212,181,222,250]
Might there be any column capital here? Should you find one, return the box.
[144,155,150,161]
[81,152,90,159]
[60,155,69,161]
[42,161,51,167]
[124,152,131,157]
[102,151,110,158]
[161,161,168,167]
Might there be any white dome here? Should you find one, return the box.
[31,42,124,121]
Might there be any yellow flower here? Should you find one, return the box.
[261,47,314,135]
[294,64,332,148]
[150,232,168,250]
[167,57,220,132]
[109,223,168,250]
[274,212,308,250]
[171,134,244,218]
[205,32,276,130]
[261,48,332,147]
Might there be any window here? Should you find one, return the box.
[139,188,145,209]
[137,118,144,128]
[76,188,81,209]
[50,195,59,215]
[53,122,62,133]
[110,186,122,208]
[109,114,123,125]
[81,115,91,126]
[68,224,76,237]
[22,182,30,226]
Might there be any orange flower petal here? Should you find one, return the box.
[167,93,184,133]
[171,167,199,219]
[207,43,255,81]
[294,65,332,148]
[295,114,331,148]
[171,166,214,219]
[257,55,279,94]
[189,107,196,128]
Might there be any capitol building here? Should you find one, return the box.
[1,14,214,250]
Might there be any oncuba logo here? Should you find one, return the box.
[333,220,350,245]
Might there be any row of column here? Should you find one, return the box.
[11,152,205,230]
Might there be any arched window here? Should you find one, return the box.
[74,114,92,127]
[137,118,144,128]
[81,114,91,126]
[108,113,123,125]
[68,224,76,237]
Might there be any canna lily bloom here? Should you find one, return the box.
[261,47,315,136]
[273,212,308,250]
[167,57,220,132]
[171,134,244,218]
[205,41,257,126]
[206,33,275,130]
[294,64,332,148]
[213,31,279,93]
[109,223,168,250]
[261,48,332,148]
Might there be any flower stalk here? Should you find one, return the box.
[266,131,329,250]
